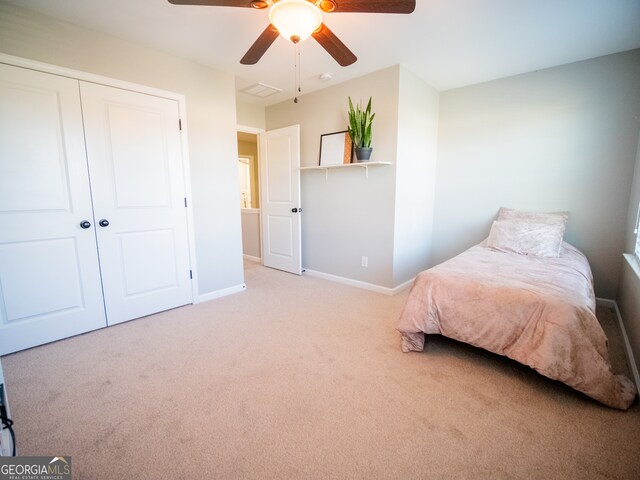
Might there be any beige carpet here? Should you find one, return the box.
[1,261,639,479]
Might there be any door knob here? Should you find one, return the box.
[80,220,91,229]
[99,219,110,227]
[291,208,298,213]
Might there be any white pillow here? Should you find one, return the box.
[497,207,569,226]
[486,219,566,258]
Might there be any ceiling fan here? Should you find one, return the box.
[168,0,416,67]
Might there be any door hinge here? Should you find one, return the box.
[184,197,187,208]
[189,270,193,279]
[179,119,182,131]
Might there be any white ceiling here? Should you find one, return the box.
[3,0,640,106]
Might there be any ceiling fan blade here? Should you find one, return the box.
[167,0,254,7]
[240,25,280,65]
[327,0,415,14]
[312,24,357,67]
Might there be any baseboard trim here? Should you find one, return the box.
[613,300,640,392]
[243,254,262,263]
[595,297,616,308]
[392,277,416,295]
[597,297,640,392]
[194,284,246,304]
[303,269,414,296]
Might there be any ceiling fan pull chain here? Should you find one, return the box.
[293,43,301,103]
[297,44,302,95]
[293,43,297,103]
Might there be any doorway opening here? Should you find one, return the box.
[237,129,261,265]
[237,124,302,276]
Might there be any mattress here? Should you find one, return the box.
[397,242,636,410]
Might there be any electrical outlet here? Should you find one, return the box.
[361,256,368,267]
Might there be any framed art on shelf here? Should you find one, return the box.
[319,131,353,166]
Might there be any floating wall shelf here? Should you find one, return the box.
[300,161,391,179]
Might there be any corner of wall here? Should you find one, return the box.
[391,68,440,286]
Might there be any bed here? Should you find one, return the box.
[397,208,636,410]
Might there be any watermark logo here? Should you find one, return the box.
[0,456,72,480]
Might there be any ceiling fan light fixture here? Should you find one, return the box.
[269,0,322,44]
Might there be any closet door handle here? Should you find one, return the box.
[80,220,91,229]
[99,219,110,227]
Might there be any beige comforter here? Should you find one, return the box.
[397,242,636,410]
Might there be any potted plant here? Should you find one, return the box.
[348,96,375,162]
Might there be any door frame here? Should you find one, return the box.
[237,125,265,265]
[0,53,200,303]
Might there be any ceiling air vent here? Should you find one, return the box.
[241,83,282,98]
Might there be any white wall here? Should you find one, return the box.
[241,210,261,259]
[0,3,245,297]
[433,49,640,298]
[237,100,266,130]
[393,68,439,285]
[617,133,640,380]
[266,67,400,288]
[618,258,640,381]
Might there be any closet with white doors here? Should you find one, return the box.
[0,62,193,355]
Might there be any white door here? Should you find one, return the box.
[259,125,302,275]
[0,64,106,355]
[80,82,192,326]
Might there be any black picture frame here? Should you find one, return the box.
[319,131,353,166]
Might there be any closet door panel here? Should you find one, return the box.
[0,64,107,355]
[80,82,192,325]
